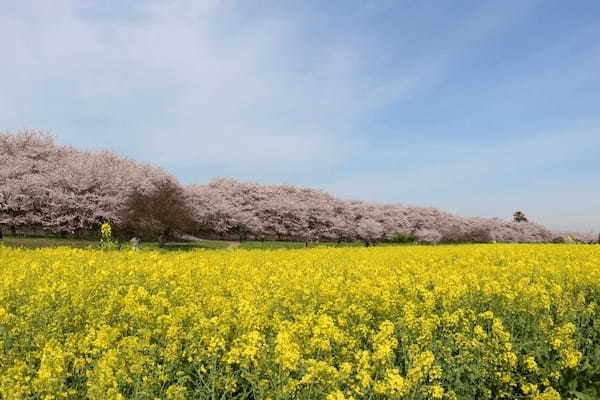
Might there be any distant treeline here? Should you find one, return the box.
[0,130,596,244]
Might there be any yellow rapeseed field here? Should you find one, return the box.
[1,244,600,399]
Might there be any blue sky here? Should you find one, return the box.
[1,0,599,231]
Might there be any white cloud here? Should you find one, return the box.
[0,0,378,169]
[0,1,537,170]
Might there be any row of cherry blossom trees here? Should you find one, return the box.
[1,130,595,243]
[186,178,567,244]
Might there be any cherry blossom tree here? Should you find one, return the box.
[356,217,384,246]
[118,176,195,242]
[414,228,443,244]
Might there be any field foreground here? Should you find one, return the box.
[1,245,600,399]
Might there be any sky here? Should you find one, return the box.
[1,0,599,232]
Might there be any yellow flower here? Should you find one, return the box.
[430,384,445,399]
[474,324,486,339]
[521,383,538,395]
[274,331,301,371]
[372,321,398,363]
[562,349,582,368]
[374,368,409,397]
[165,384,187,400]
[534,387,561,400]
[524,356,538,372]
[326,390,347,400]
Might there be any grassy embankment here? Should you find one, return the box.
[0,235,230,250]
[1,234,415,251]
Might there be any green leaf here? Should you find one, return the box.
[569,390,597,400]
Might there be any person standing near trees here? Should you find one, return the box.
[130,237,140,250]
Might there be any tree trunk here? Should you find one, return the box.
[159,229,170,244]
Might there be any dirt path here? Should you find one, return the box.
[170,234,240,249]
